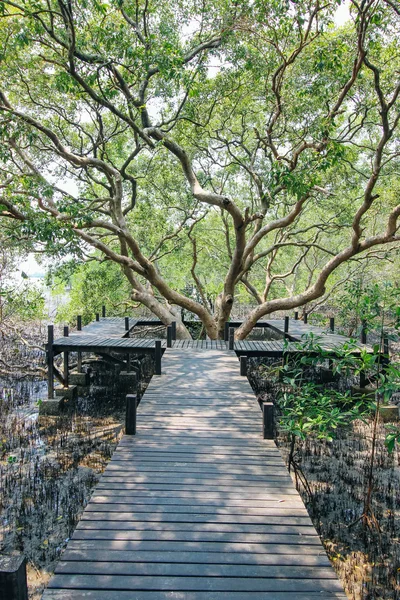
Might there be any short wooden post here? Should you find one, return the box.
[303,313,308,324]
[360,370,367,388]
[381,335,390,377]
[284,316,289,333]
[228,327,234,350]
[361,320,367,344]
[125,394,137,435]
[155,340,162,375]
[294,311,299,320]
[77,352,82,373]
[330,317,335,333]
[383,336,389,356]
[77,316,82,372]
[102,305,106,318]
[240,356,247,376]
[224,322,229,342]
[167,325,172,348]
[171,321,177,340]
[47,325,54,399]
[95,313,100,322]
[63,326,69,388]
[0,554,28,600]
[125,316,130,331]
[262,402,274,439]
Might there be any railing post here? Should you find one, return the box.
[76,315,83,373]
[262,402,274,439]
[167,325,172,348]
[303,312,308,324]
[0,554,28,600]
[330,317,335,333]
[294,311,299,320]
[95,313,100,322]
[382,335,390,377]
[228,327,234,350]
[125,316,130,331]
[171,321,177,340]
[47,325,54,399]
[383,335,389,356]
[240,356,247,376]
[63,325,69,388]
[102,305,106,318]
[224,322,229,342]
[126,394,137,435]
[155,340,162,375]
[284,316,289,334]
[361,319,367,344]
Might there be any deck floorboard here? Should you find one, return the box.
[42,348,346,600]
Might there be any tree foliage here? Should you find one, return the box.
[0,0,399,338]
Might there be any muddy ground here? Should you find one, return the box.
[249,353,400,600]
[0,324,130,598]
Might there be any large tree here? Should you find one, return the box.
[0,0,399,338]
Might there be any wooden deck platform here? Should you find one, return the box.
[51,317,365,356]
[42,348,346,600]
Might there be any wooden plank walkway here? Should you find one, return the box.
[42,348,346,600]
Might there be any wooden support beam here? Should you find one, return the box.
[361,319,367,344]
[228,327,234,350]
[167,326,172,348]
[240,356,247,376]
[63,326,69,388]
[171,321,177,340]
[102,305,106,318]
[125,394,137,435]
[330,317,335,333]
[77,352,82,373]
[284,316,289,335]
[47,325,54,399]
[303,313,308,324]
[95,313,100,322]
[383,335,389,357]
[0,555,28,600]
[262,401,274,439]
[77,316,83,372]
[125,316,129,331]
[155,341,162,375]
[224,322,229,342]
[359,369,367,388]
[294,311,299,320]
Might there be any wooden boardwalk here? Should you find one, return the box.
[42,348,346,600]
[51,317,365,356]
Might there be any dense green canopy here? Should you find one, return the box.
[0,0,399,337]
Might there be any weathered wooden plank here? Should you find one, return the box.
[55,561,336,579]
[43,590,347,600]
[72,530,319,545]
[94,487,298,498]
[81,513,313,526]
[59,548,330,567]
[102,470,290,482]
[47,574,345,593]
[88,498,304,511]
[81,511,311,523]
[74,521,317,535]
